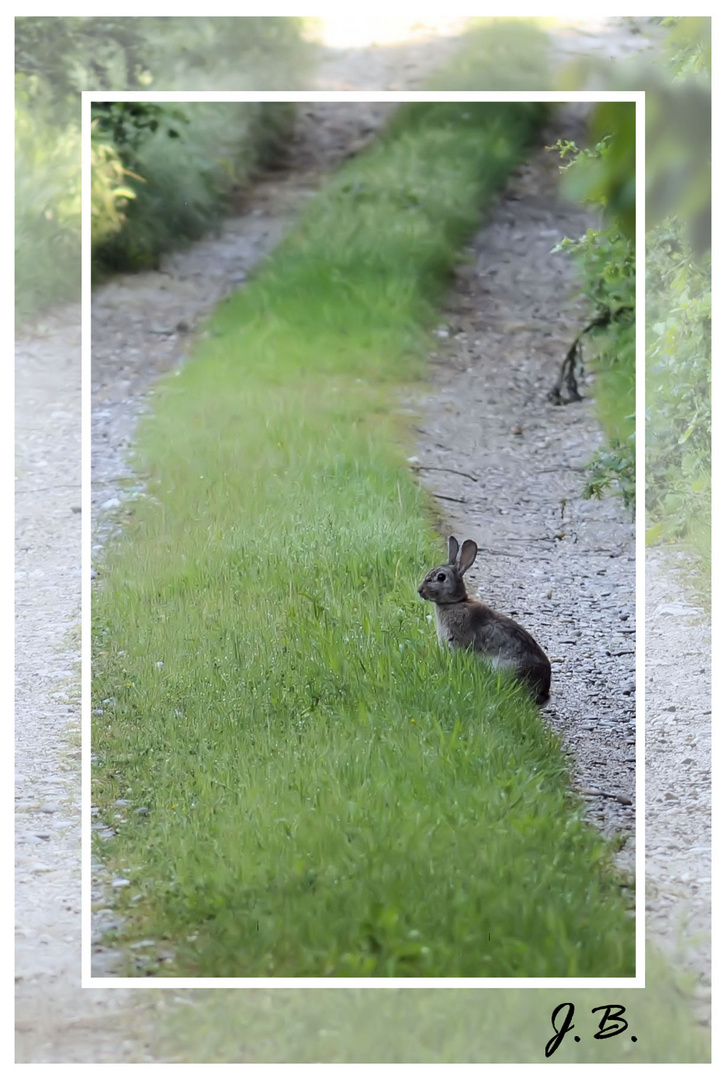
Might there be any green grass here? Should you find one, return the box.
[151,947,709,1061]
[93,101,635,978]
[426,17,551,90]
[582,321,636,511]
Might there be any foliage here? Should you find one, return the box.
[584,439,636,510]
[14,16,311,102]
[93,102,634,978]
[646,79,711,257]
[642,19,711,567]
[646,219,711,540]
[549,125,636,510]
[90,122,138,247]
[661,15,711,79]
[14,17,312,321]
[564,103,636,241]
[553,18,711,570]
[139,16,312,89]
[15,102,82,320]
[91,102,189,151]
[557,18,710,255]
[15,16,150,106]
[90,103,295,274]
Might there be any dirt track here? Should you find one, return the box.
[15,17,710,1062]
[412,112,636,856]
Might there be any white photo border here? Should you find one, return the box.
[82,87,646,989]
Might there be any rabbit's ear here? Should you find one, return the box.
[447,535,460,564]
[457,539,478,574]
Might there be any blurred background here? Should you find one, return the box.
[15,13,711,1065]
[14,16,711,563]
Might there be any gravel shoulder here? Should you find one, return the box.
[410,108,636,861]
[15,17,710,1062]
[409,110,712,1025]
[644,547,711,1023]
[15,27,469,1063]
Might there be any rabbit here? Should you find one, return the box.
[418,535,551,704]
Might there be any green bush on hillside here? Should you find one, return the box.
[14,16,311,320]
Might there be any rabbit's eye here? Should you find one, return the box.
[436,572,446,582]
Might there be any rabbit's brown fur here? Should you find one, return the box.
[418,535,551,703]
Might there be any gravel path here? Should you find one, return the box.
[644,547,711,1025]
[410,110,637,861]
[15,16,710,1062]
[409,111,712,1026]
[16,24,469,1062]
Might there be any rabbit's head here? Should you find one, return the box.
[418,536,478,604]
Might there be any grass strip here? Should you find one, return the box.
[93,101,634,978]
[155,947,709,1061]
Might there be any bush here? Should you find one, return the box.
[549,120,636,511]
[14,17,312,321]
[15,88,81,320]
[646,219,710,540]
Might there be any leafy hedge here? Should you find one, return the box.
[549,116,636,511]
[89,101,297,275]
[645,20,711,554]
[646,221,710,542]
[14,16,311,321]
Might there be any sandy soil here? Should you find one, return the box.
[15,16,710,1063]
